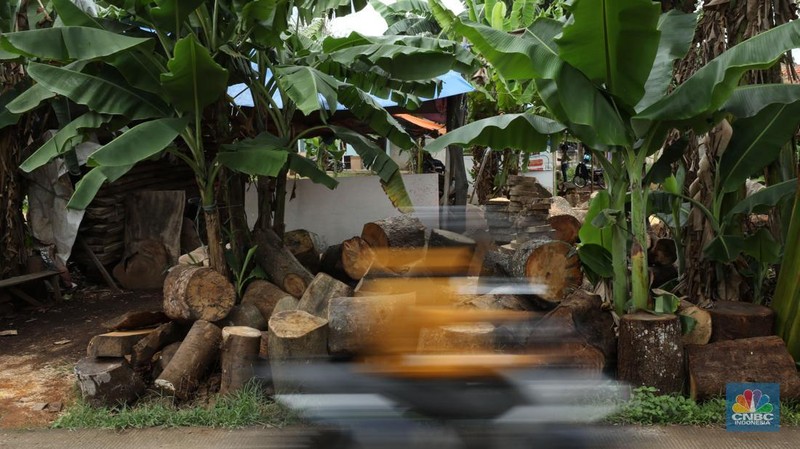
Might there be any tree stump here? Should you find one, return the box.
[328,293,416,356]
[678,300,712,346]
[547,215,581,245]
[320,237,375,284]
[687,336,800,400]
[102,310,169,331]
[267,310,329,393]
[155,320,222,399]
[297,273,354,319]
[418,322,495,353]
[511,239,582,305]
[283,229,327,274]
[131,322,185,372]
[362,214,426,268]
[708,301,775,342]
[87,329,155,358]
[242,280,293,320]
[163,265,236,322]
[220,326,262,395]
[74,357,146,408]
[253,228,314,298]
[218,303,268,331]
[617,313,684,394]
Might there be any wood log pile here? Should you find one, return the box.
[506,175,554,244]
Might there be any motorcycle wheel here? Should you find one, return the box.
[572,175,587,188]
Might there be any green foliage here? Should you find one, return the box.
[160,35,229,113]
[227,246,267,298]
[53,383,297,429]
[772,182,800,360]
[607,387,725,426]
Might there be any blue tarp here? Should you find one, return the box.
[227,70,474,109]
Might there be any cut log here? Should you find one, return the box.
[480,250,513,277]
[511,239,582,305]
[458,294,535,312]
[708,301,775,342]
[218,303,268,331]
[283,229,327,274]
[272,296,300,316]
[102,310,169,331]
[617,313,684,394]
[112,239,170,290]
[648,238,678,267]
[688,336,800,400]
[74,357,146,408]
[162,265,236,322]
[418,322,495,353]
[362,215,426,268]
[268,310,329,393]
[130,322,185,372]
[320,237,375,284]
[253,228,314,298]
[428,228,476,249]
[242,280,292,320]
[678,300,712,346]
[153,341,182,379]
[426,229,477,276]
[155,320,222,399]
[87,329,155,358]
[220,326,262,395]
[328,293,416,355]
[547,214,582,245]
[540,290,616,366]
[297,273,354,319]
[259,331,269,359]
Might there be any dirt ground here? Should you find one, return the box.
[0,287,161,429]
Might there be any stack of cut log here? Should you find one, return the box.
[483,198,515,245]
[506,175,554,244]
[75,196,126,267]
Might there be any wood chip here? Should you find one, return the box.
[0,330,17,336]
[53,339,71,345]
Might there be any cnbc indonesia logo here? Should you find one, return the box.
[730,389,775,427]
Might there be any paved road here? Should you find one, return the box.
[1,426,799,449]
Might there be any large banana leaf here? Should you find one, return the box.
[88,117,190,167]
[69,164,134,210]
[635,20,800,132]
[578,190,614,251]
[718,101,800,193]
[20,112,111,172]
[160,36,229,114]
[329,126,412,210]
[52,0,102,28]
[0,90,21,129]
[147,0,205,33]
[27,62,169,120]
[725,178,797,220]
[218,132,290,178]
[274,66,341,116]
[337,85,415,150]
[425,113,565,153]
[772,181,800,359]
[722,84,800,119]
[106,50,165,95]
[635,10,697,113]
[0,27,151,60]
[556,0,660,108]
[287,153,338,189]
[5,84,56,114]
[705,228,781,264]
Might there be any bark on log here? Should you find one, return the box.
[418,322,495,353]
[242,280,292,320]
[259,331,269,359]
[708,301,775,342]
[328,293,416,355]
[547,215,581,245]
[362,215,426,268]
[426,229,477,276]
[511,239,582,305]
[618,313,684,394]
[253,228,314,298]
[162,265,236,322]
[297,273,354,319]
[152,341,182,379]
[220,326,262,395]
[319,237,375,284]
[130,322,185,372]
[217,303,268,331]
[267,310,329,393]
[458,294,535,312]
[540,290,616,365]
[480,250,513,277]
[678,300,712,346]
[102,310,169,331]
[283,229,327,274]
[688,336,800,400]
[155,320,222,399]
[648,238,678,267]
[272,296,300,316]
[75,357,146,408]
[87,329,155,358]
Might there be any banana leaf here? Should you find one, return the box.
[160,35,229,114]
[21,112,111,172]
[88,117,190,167]
[425,113,565,153]
[0,27,151,60]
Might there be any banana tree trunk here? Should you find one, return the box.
[608,153,630,316]
[772,179,800,360]
[203,205,228,276]
[627,149,650,311]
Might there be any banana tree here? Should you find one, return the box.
[2,0,474,275]
[427,0,800,315]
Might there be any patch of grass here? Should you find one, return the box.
[607,387,800,426]
[53,383,299,430]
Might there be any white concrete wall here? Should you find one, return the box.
[244,173,440,245]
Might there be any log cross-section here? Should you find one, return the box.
[162,265,236,322]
